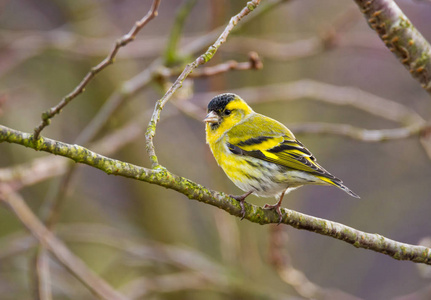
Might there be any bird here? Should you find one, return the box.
[204,93,359,223]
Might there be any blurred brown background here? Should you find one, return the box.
[1,0,431,299]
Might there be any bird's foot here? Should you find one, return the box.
[263,203,283,225]
[229,191,252,220]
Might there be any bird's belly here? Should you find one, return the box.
[210,139,324,198]
[219,154,308,198]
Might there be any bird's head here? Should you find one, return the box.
[204,93,254,134]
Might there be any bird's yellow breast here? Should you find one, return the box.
[206,125,243,180]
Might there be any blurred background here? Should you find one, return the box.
[1,0,431,299]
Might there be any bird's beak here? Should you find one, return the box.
[203,111,220,124]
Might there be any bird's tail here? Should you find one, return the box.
[317,176,360,198]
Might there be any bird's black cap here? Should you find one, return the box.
[207,93,237,112]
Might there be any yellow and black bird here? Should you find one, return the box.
[204,93,359,223]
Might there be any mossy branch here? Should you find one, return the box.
[353,0,431,94]
[1,124,431,265]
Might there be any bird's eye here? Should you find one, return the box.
[224,109,231,115]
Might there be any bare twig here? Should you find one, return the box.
[160,51,262,79]
[189,51,263,77]
[145,0,262,168]
[34,247,52,300]
[33,168,77,300]
[0,29,167,68]
[121,272,218,300]
[0,185,127,300]
[32,0,161,139]
[420,126,431,160]
[222,32,384,61]
[290,122,426,142]
[268,226,361,299]
[2,125,431,265]
[220,5,383,61]
[0,156,68,191]
[353,0,431,94]
[0,223,223,272]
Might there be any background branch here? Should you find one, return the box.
[289,122,427,142]
[0,185,127,300]
[268,226,361,299]
[353,0,431,94]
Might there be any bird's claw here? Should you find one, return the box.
[229,191,252,220]
[263,203,283,225]
[229,194,246,220]
[239,200,246,220]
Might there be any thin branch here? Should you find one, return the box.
[0,156,68,191]
[268,226,323,298]
[0,29,167,67]
[2,125,431,265]
[34,247,52,300]
[33,168,77,300]
[145,0,262,168]
[220,5,385,61]
[268,226,361,299]
[420,127,431,160]
[353,0,431,94]
[32,0,161,140]
[0,223,223,272]
[222,32,384,61]
[160,52,263,79]
[189,51,263,77]
[0,185,127,300]
[121,272,221,300]
[121,272,284,299]
[290,122,427,142]
[74,59,161,145]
